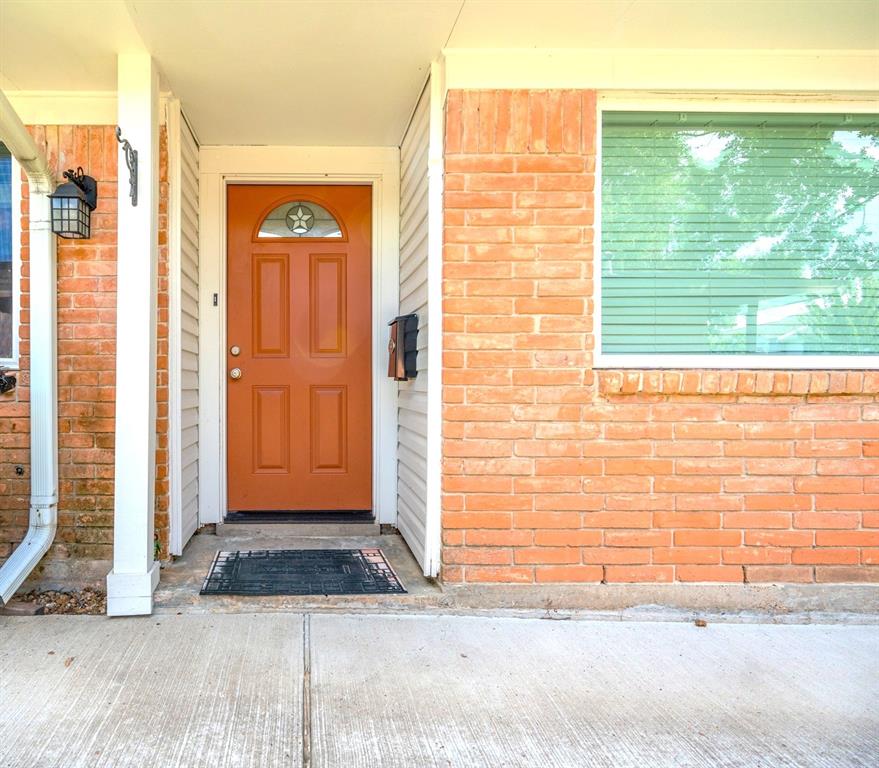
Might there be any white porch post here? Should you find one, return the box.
[106,53,161,616]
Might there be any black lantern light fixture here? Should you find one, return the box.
[48,167,98,239]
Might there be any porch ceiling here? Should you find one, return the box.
[1,1,876,147]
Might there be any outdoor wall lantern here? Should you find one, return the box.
[0,367,17,394]
[48,167,98,239]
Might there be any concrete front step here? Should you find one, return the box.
[219,521,381,538]
[154,531,436,615]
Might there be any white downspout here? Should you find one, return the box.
[0,90,57,604]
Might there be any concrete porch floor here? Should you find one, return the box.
[151,524,879,621]
[0,612,877,767]
[153,524,443,615]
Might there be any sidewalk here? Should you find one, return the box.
[1,612,877,767]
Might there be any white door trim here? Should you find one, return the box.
[198,146,400,526]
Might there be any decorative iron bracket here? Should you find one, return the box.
[115,126,138,206]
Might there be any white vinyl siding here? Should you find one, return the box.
[397,82,431,572]
[599,109,879,367]
[169,105,200,555]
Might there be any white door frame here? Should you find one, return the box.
[198,146,400,526]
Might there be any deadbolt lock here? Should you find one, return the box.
[230,345,241,356]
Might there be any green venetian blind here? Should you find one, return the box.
[601,112,879,355]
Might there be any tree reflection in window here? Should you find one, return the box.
[601,112,879,355]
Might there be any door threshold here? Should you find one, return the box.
[224,510,375,525]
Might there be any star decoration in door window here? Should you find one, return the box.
[286,204,315,234]
[258,200,343,239]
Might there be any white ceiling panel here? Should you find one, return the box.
[127,0,462,145]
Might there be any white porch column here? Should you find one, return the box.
[107,53,160,616]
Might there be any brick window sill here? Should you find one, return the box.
[597,370,879,397]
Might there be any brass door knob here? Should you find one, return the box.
[230,368,242,380]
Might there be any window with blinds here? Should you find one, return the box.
[600,111,879,359]
[0,143,14,362]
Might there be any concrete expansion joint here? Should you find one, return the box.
[302,613,313,768]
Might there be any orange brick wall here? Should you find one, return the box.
[0,125,169,576]
[441,89,879,586]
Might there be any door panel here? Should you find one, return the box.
[310,385,347,472]
[252,386,289,473]
[227,185,372,511]
[310,255,346,356]
[252,254,290,356]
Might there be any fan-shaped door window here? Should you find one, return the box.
[257,200,344,239]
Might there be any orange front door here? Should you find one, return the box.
[226,185,372,511]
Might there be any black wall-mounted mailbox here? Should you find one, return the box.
[387,314,418,381]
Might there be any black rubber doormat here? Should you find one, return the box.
[200,549,407,596]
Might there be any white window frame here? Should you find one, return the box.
[594,93,879,370]
[0,155,21,369]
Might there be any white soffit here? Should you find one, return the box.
[441,1,879,93]
[0,1,143,90]
[446,0,879,50]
